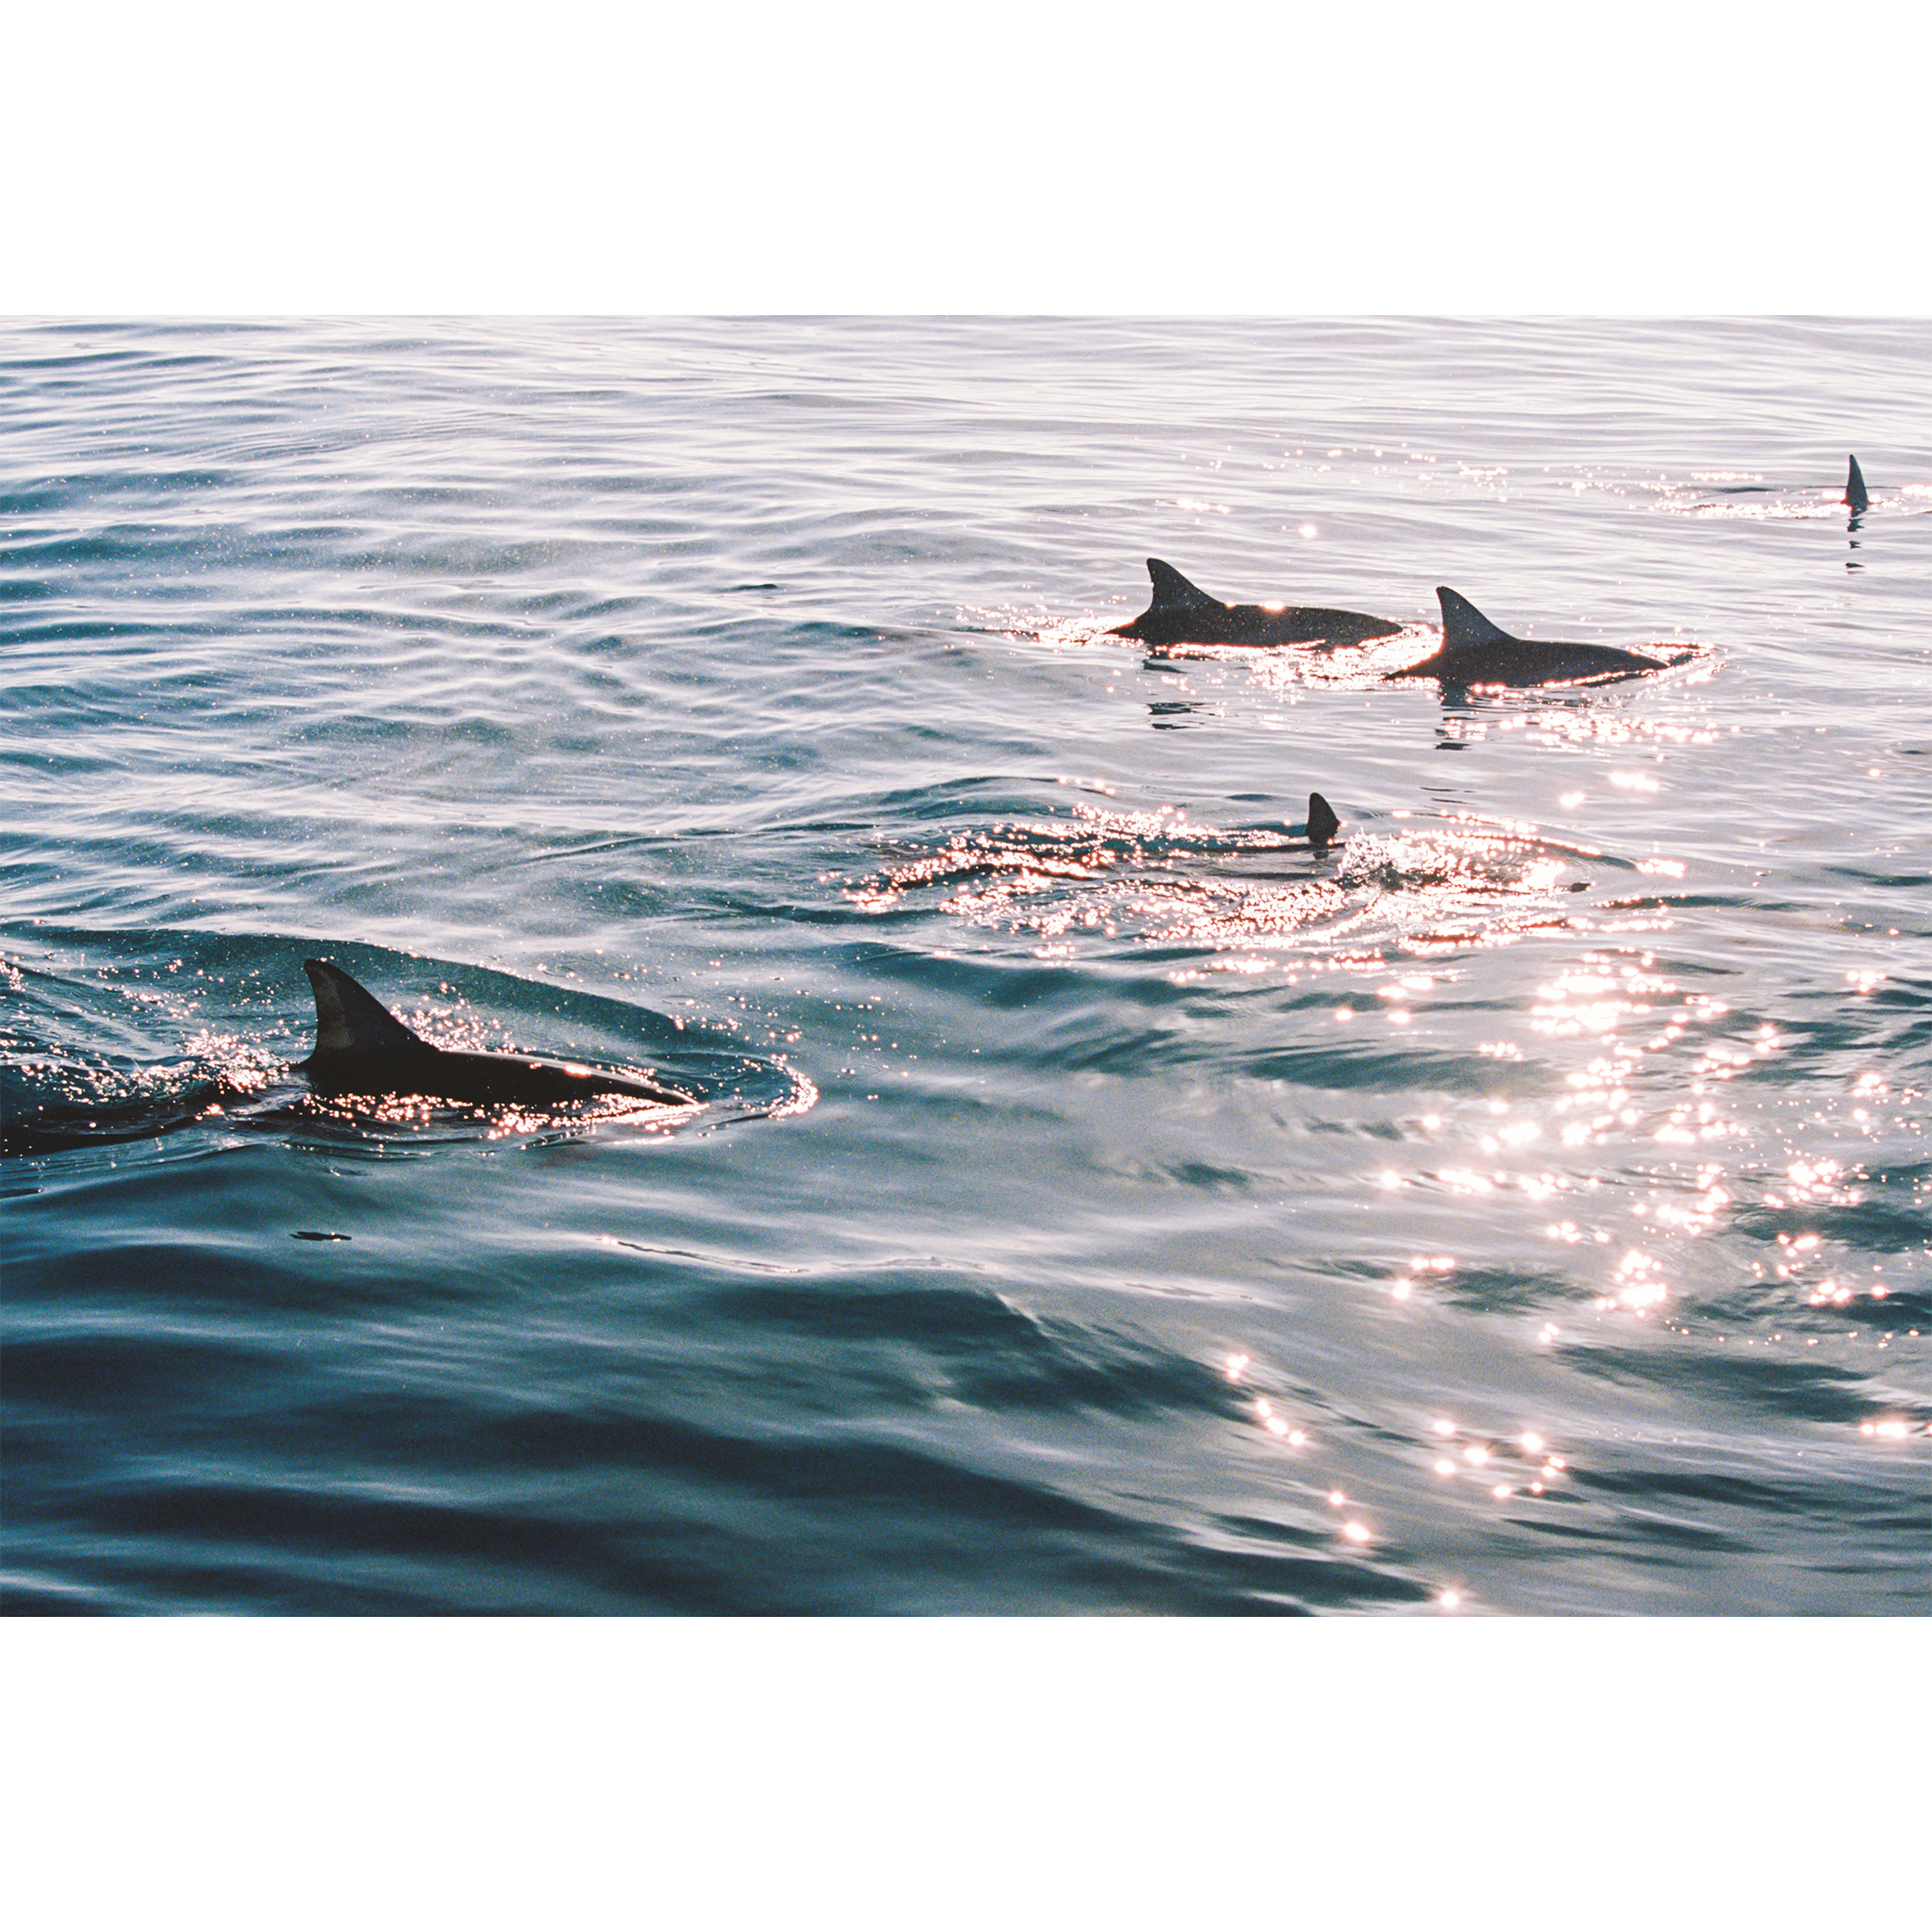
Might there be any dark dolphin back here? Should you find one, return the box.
[1390,587,1679,686]
[297,958,690,1108]
[1115,558,1401,647]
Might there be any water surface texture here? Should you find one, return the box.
[4,319,1928,1615]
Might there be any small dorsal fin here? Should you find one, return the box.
[1437,587,1517,653]
[1145,559,1224,612]
[1307,792,1341,849]
[1844,454,1869,514]
[304,958,424,1058]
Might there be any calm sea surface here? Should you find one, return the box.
[4,317,1927,1615]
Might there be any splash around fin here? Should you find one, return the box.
[1110,558,1403,649]
[298,958,692,1109]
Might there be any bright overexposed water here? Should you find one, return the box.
[4,317,1927,1614]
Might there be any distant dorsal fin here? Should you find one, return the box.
[1437,587,1517,654]
[1307,792,1341,849]
[1844,454,1869,514]
[1144,559,1225,612]
[304,958,424,1058]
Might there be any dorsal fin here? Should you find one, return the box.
[1307,791,1341,849]
[1437,587,1517,654]
[304,958,424,1058]
[1144,558,1225,612]
[1844,454,1869,514]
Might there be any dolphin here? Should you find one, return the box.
[1110,558,1404,649]
[1386,588,1679,688]
[1844,455,1869,515]
[1,960,695,1156]
[1307,791,1341,851]
[298,959,691,1107]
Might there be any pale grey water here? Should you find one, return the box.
[3,318,1927,1614]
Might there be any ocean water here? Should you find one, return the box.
[3,316,1927,1616]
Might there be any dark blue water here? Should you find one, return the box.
[5,318,1927,1614]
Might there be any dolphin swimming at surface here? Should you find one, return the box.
[1844,455,1869,515]
[298,959,691,1107]
[1,960,693,1156]
[1386,588,1683,689]
[1110,558,1405,649]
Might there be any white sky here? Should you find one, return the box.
[9,2,1931,311]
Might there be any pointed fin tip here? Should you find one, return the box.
[1844,455,1869,512]
[304,958,422,1058]
[1307,791,1341,848]
[1145,558,1221,611]
[1436,586,1514,651]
